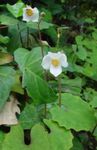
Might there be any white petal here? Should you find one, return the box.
[48,52,62,60]
[60,53,68,67]
[50,65,62,77]
[23,14,31,22]
[23,8,32,22]
[31,7,39,22]
[41,55,51,70]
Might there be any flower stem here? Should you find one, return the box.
[17,23,23,47]
[37,21,47,117]
[27,27,29,48]
[37,21,44,57]
[58,75,62,107]
[44,104,47,118]
[56,28,61,50]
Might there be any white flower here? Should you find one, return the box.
[42,52,68,77]
[23,6,39,22]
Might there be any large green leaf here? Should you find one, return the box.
[44,120,73,150]
[50,93,96,131]
[0,15,18,26]
[1,124,49,150]
[6,2,25,18]
[0,131,4,149]
[0,66,15,109]
[19,104,39,129]
[14,47,42,74]
[1,122,73,150]
[14,47,56,104]
[23,71,56,104]
[61,76,83,95]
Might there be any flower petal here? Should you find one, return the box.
[23,7,32,22]
[50,65,62,77]
[31,7,39,22]
[41,55,51,70]
[60,53,68,67]
[48,52,61,59]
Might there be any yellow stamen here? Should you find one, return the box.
[26,9,33,16]
[51,59,60,67]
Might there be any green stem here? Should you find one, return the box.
[58,76,62,107]
[56,28,61,51]
[37,22,44,57]
[17,23,23,47]
[27,27,29,48]
[56,36,60,50]
[38,21,47,117]
[44,104,47,118]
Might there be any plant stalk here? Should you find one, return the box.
[58,76,62,107]
[38,21,47,118]
[17,23,23,47]
[37,22,44,57]
[27,27,29,48]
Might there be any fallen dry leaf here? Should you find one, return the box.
[0,52,13,65]
[0,95,20,125]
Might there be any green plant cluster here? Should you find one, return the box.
[0,0,97,149]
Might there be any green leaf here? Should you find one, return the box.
[92,31,97,40]
[7,25,22,52]
[84,18,94,23]
[44,120,73,150]
[27,21,53,30]
[0,131,4,149]
[2,124,50,150]
[75,35,83,45]
[0,66,15,109]
[14,47,56,104]
[50,93,96,131]
[23,71,56,104]
[76,45,87,60]
[2,122,73,150]
[0,35,10,44]
[89,96,97,108]
[14,47,42,74]
[0,15,18,26]
[6,2,25,18]
[93,126,97,140]
[19,104,39,129]
[0,52,13,65]
[11,71,24,94]
[61,76,83,95]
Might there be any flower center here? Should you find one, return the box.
[26,9,33,16]
[51,59,60,67]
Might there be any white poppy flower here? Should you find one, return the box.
[23,6,39,22]
[42,52,68,77]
